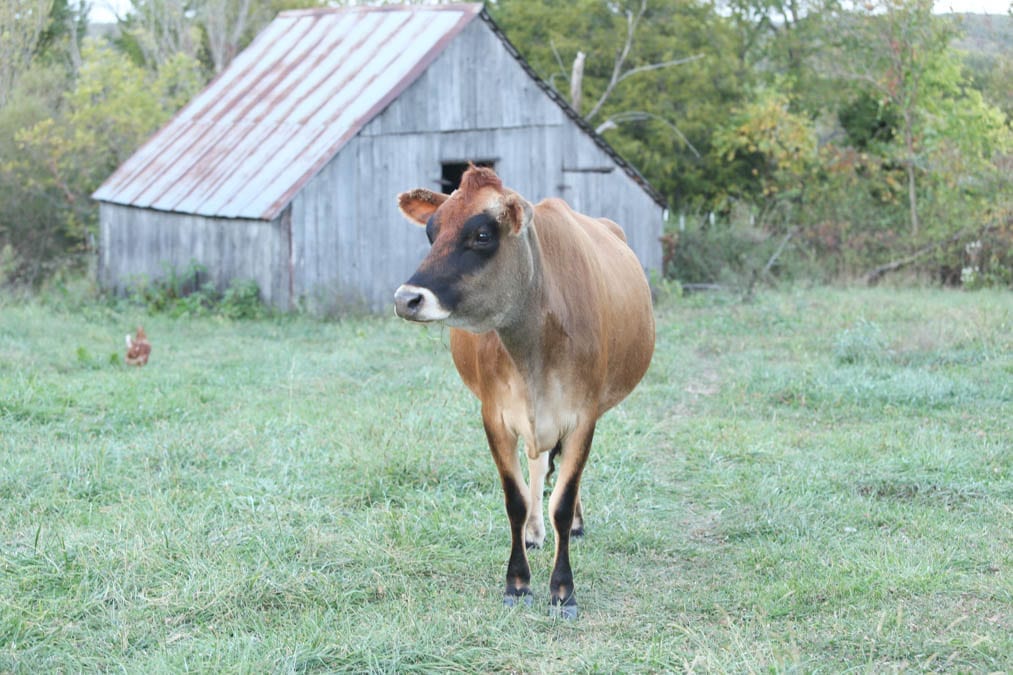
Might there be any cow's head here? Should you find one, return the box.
[394,166,534,333]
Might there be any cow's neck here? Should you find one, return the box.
[495,225,558,392]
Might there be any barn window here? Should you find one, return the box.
[441,160,496,194]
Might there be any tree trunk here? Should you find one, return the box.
[906,160,919,238]
[903,113,919,238]
[570,51,585,113]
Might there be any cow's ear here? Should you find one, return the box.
[501,193,532,235]
[398,189,448,225]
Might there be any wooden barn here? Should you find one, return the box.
[92,4,667,313]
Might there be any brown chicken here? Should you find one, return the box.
[125,326,151,366]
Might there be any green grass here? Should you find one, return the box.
[1,286,1010,672]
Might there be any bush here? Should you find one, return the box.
[663,206,828,290]
[126,261,268,319]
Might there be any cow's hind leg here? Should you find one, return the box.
[483,411,532,606]
[525,451,548,548]
[547,420,595,620]
[571,490,585,537]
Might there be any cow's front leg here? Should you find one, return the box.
[547,420,595,619]
[525,451,548,548]
[483,411,531,605]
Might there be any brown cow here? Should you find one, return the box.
[393,166,654,618]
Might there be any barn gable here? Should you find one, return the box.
[93,4,667,313]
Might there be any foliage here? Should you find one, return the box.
[0,38,203,287]
[0,0,54,106]
[714,86,818,202]
[1,288,1010,670]
[0,61,73,285]
[116,0,322,74]
[821,0,1010,244]
[490,0,752,210]
[126,261,269,319]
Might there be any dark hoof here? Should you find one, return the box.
[525,540,542,550]
[548,602,578,620]
[503,593,533,608]
[570,526,584,538]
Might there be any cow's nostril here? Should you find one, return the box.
[394,285,428,319]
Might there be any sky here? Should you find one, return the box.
[87,0,1012,24]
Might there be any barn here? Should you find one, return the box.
[92,3,667,313]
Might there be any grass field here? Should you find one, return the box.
[1,286,1010,672]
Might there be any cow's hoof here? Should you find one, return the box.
[549,602,578,620]
[503,593,533,608]
[525,539,542,550]
[570,526,584,538]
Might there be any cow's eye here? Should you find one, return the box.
[475,230,491,244]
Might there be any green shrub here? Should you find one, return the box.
[221,279,267,320]
[126,261,268,319]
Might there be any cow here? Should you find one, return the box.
[393,166,654,618]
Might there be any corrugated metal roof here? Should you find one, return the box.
[93,4,483,220]
[93,3,667,220]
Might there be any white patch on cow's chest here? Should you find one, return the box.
[501,374,578,460]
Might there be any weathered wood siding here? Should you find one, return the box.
[99,203,290,308]
[291,17,664,313]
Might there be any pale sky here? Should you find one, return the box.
[933,0,1011,13]
[87,0,1012,25]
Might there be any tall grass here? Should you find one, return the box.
[1,287,1010,672]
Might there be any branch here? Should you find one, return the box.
[586,0,645,121]
[614,53,704,85]
[864,223,997,285]
[546,39,570,94]
[763,227,798,277]
[596,111,702,159]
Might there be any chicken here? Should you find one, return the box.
[125,326,151,366]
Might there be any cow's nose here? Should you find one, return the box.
[394,285,425,319]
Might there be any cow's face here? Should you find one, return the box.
[394,167,534,333]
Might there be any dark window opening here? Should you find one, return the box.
[441,160,496,194]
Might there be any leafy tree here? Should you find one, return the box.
[118,0,318,74]
[0,0,54,106]
[714,86,817,203]
[36,0,89,71]
[1,38,203,285]
[0,61,72,284]
[724,0,842,111]
[825,0,958,238]
[490,0,752,209]
[826,0,1009,248]
[838,91,899,150]
[114,0,202,69]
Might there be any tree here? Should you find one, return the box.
[1,38,203,284]
[490,0,752,209]
[826,0,958,238]
[714,86,817,203]
[200,0,254,73]
[115,0,202,68]
[118,0,315,74]
[0,0,54,106]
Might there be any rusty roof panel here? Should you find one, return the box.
[93,4,483,220]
